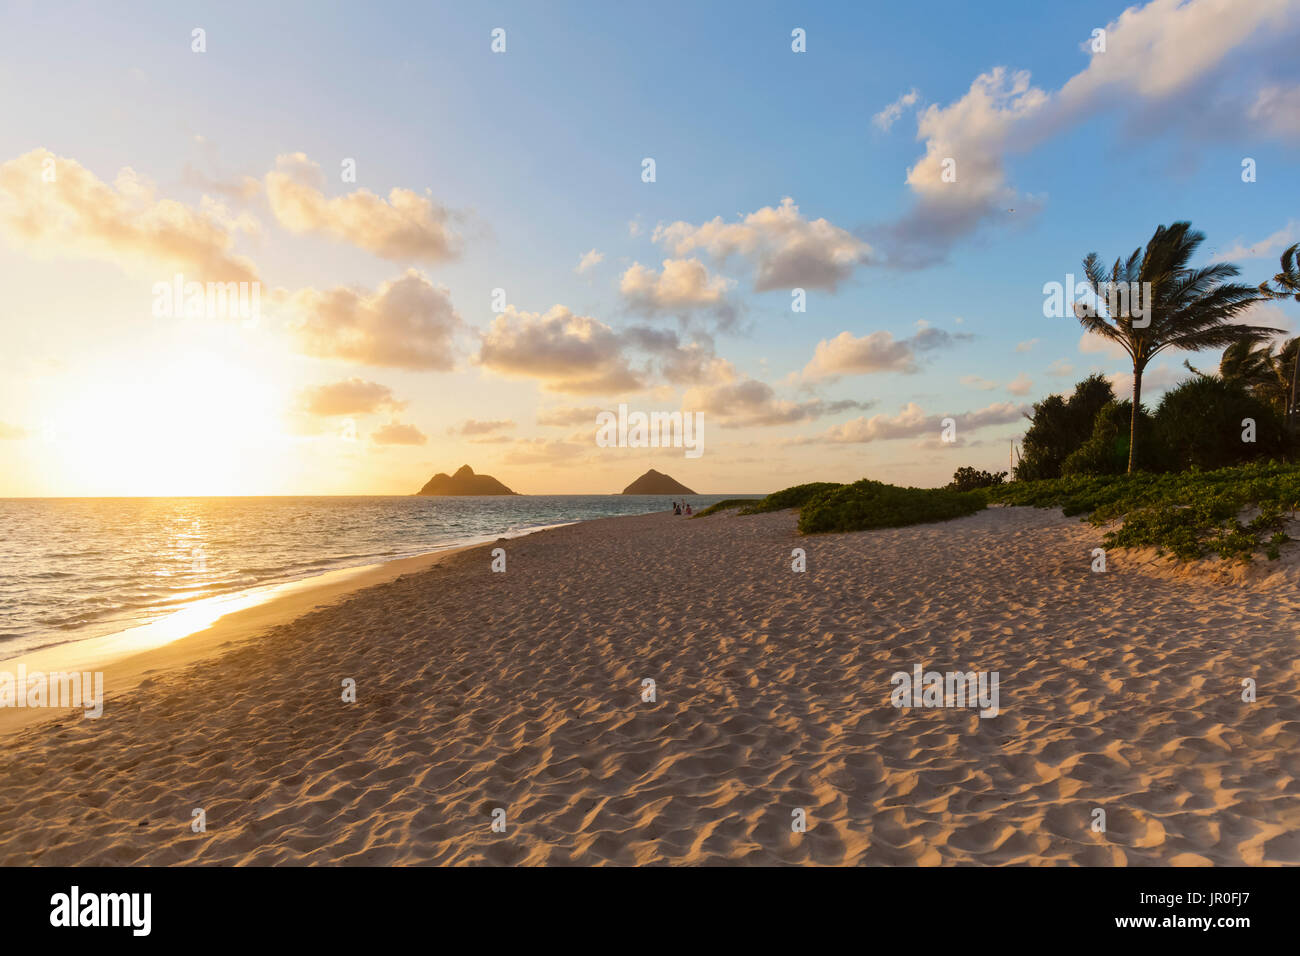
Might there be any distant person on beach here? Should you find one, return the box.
[685,504,693,515]
[673,502,681,515]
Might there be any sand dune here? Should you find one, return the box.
[0,506,1296,865]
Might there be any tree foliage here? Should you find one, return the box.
[1014,374,1115,480]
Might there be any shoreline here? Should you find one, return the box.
[0,497,731,665]
[0,537,512,739]
[2,515,586,664]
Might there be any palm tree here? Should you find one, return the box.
[1213,337,1299,419]
[1071,222,1278,472]
[1218,338,1279,388]
[1257,243,1300,432]
[1279,337,1300,432]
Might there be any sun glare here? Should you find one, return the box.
[44,350,281,496]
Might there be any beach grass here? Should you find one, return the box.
[693,498,756,517]
[740,482,846,514]
[694,483,847,518]
[983,460,1300,561]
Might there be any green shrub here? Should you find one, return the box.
[946,466,1008,492]
[984,461,1300,561]
[1016,374,1115,480]
[798,480,986,534]
[1061,400,1158,476]
[693,498,754,517]
[1153,376,1288,471]
[739,481,844,514]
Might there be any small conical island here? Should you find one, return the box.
[620,469,696,495]
[416,465,518,496]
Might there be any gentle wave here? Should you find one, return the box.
[0,494,751,659]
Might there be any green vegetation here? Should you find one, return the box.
[694,484,845,518]
[1153,376,1288,470]
[715,462,1299,564]
[692,479,984,533]
[985,461,1300,562]
[1016,374,1116,480]
[797,480,986,534]
[1061,400,1153,476]
[1017,371,1295,479]
[1253,242,1300,434]
[946,466,1007,492]
[738,482,844,514]
[1211,337,1300,421]
[693,498,755,518]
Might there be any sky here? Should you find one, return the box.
[1,0,1298,496]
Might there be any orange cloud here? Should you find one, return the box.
[266,153,460,263]
[619,258,733,314]
[282,270,462,370]
[297,379,406,416]
[371,422,427,445]
[0,148,259,283]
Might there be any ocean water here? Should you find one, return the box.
[0,494,750,659]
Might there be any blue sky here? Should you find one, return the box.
[1,0,1297,495]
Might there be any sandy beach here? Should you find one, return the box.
[1,506,1297,866]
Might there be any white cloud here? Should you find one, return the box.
[1211,220,1299,262]
[882,0,1300,264]
[821,401,1027,444]
[653,197,871,291]
[873,88,919,131]
[799,326,968,381]
[476,305,643,394]
[1006,372,1034,396]
[621,327,736,385]
[682,377,871,427]
[619,258,733,314]
[1108,362,1187,399]
[1248,85,1300,138]
[266,153,460,263]
[1078,331,1129,361]
[576,248,604,273]
[182,164,262,203]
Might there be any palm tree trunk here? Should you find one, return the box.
[1127,367,1142,473]
[1284,348,1294,434]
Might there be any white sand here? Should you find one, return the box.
[0,506,1296,865]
